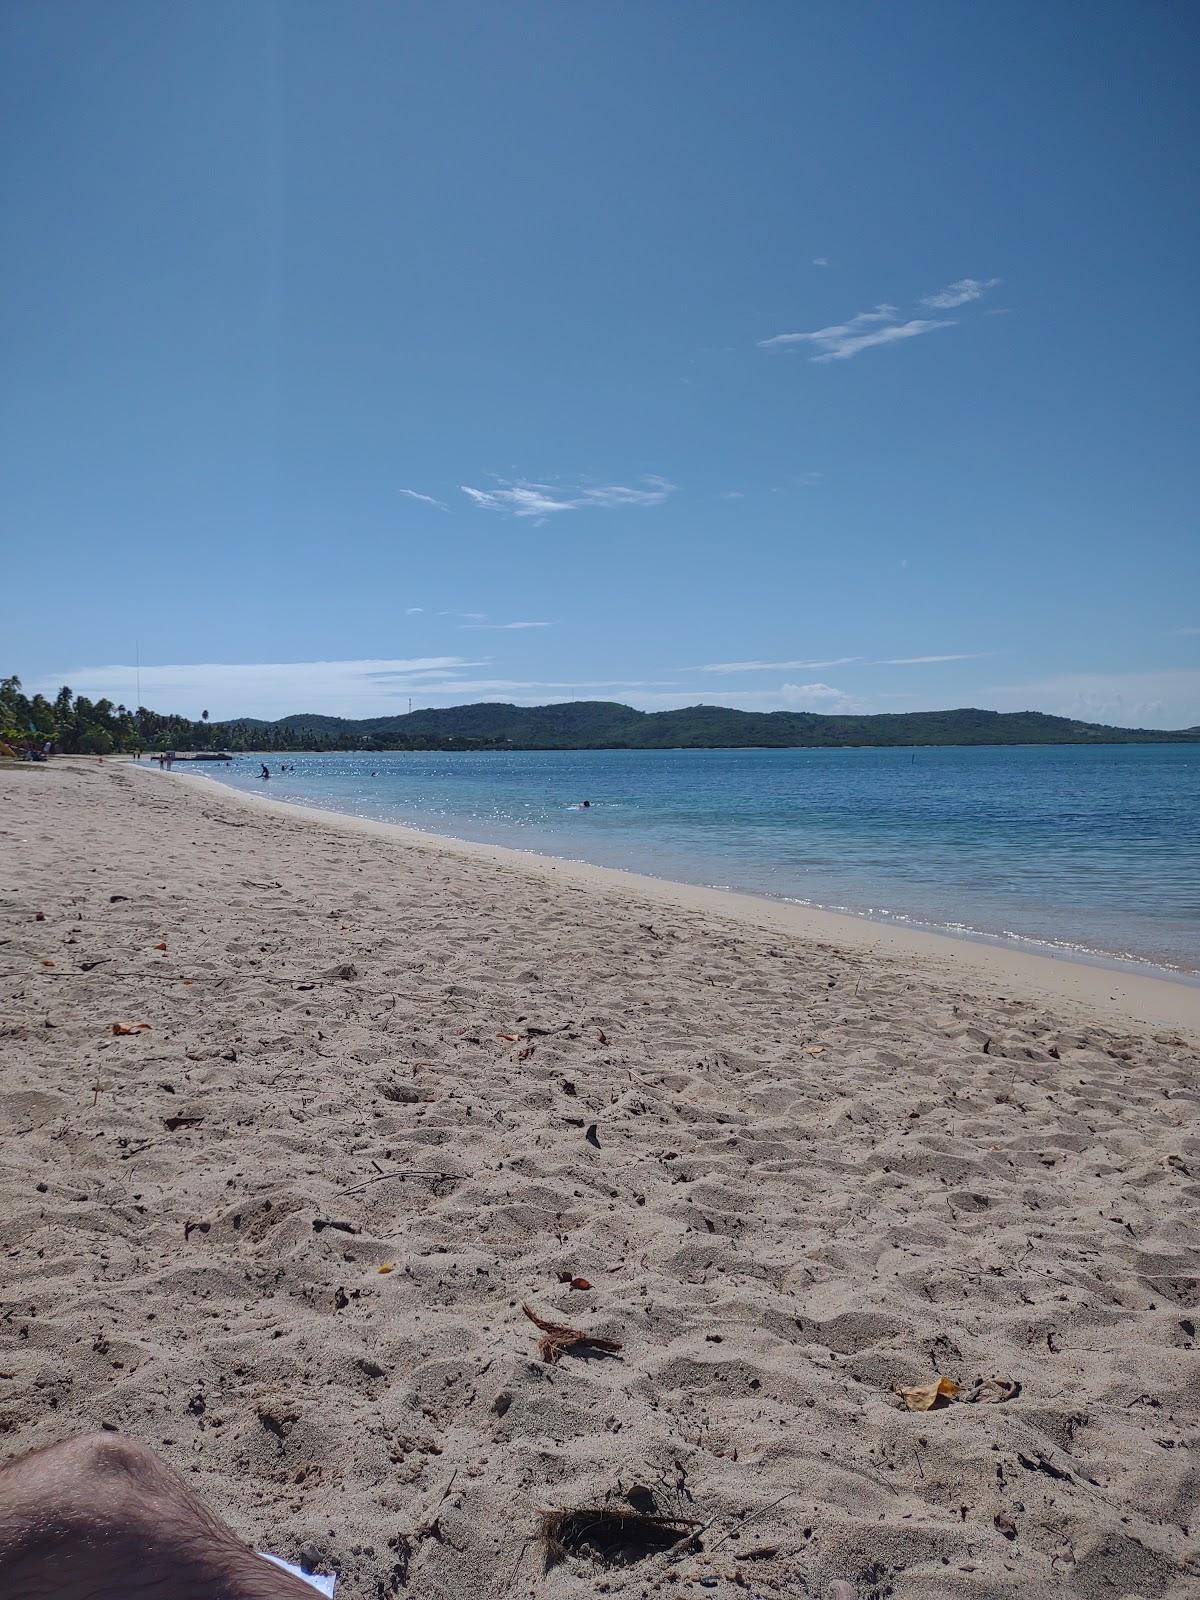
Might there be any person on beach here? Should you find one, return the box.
[260,764,270,780]
[0,1434,325,1597]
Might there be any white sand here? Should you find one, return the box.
[2,760,1198,1599]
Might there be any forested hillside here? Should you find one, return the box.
[4,676,1196,755]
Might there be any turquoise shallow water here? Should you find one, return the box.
[189,744,1200,978]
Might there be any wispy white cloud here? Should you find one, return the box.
[921,277,1001,310]
[760,304,893,348]
[386,678,678,695]
[399,488,446,510]
[874,653,989,665]
[986,669,1200,729]
[405,606,424,614]
[812,256,830,268]
[38,658,490,721]
[438,610,486,621]
[698,657,860,673]
[718,490,745,500]
[460,476,676,521]
[759,305,955,363]
[459,621,552,631]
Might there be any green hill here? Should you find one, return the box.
[233,700,1198,750]
[5,674,1197,755]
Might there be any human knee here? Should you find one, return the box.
[45,1432,161,1494]
[3,1432,166,1533]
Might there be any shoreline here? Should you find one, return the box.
[199,766,1200,988]
[6,758,1199,1599]
[151,763,1200,1037]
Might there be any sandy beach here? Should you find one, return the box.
[2,759,1198,1598]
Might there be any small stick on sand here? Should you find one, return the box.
[662,1518,714,1562]
[704,1490,796,1554]
[338,1168,454,1196]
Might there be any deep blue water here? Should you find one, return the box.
[188,745,1200,978]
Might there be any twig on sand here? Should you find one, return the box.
[704,1490,796,1554]
[338,1168,454,1196]
[662,1519,714,1562]
[417,1468,459,1542]
[501,1538,530,1592]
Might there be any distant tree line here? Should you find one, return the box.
[0,677,501,755]
[3,674,1194,757]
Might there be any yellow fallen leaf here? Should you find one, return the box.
[801,1045,826,1056]
[377,1263,395,1274]
[112,1021,152,1035]
[897,1375,960,1411]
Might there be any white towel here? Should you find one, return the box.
[260,1552,337,1594]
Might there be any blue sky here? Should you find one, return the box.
[3,1,1198,726]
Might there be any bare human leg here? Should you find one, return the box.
[0,1433,321,1600]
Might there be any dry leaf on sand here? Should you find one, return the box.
[112,1022,151,1035]
[377,1263,396,1274]
[522,1303,621,1363]
[896,1375,960,1411]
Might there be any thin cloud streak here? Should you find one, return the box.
[698,657,860,672]
[460,476,676,520]
[874,653,989,665]
[459,621,552,631]
[921,277,1001,310]
[399,488,447,509]
[37,658,492,721]
[390,678,680,695]
[759,305,955,362]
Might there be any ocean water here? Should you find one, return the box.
[190,745,1200,979]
